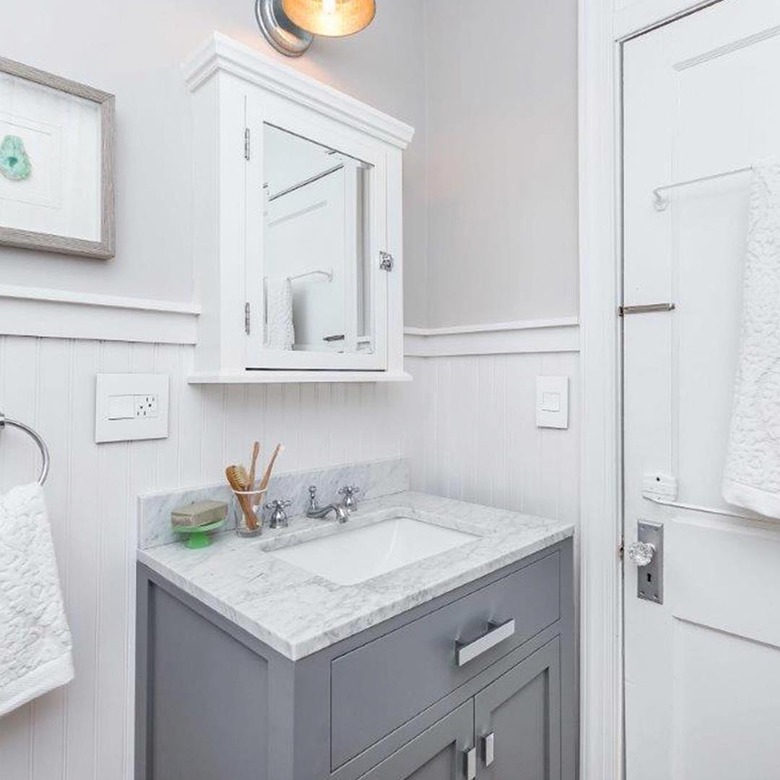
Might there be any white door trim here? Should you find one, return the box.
[578,2,724,779]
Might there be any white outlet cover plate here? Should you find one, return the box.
[536,376,569,429]
[95,374,169,443]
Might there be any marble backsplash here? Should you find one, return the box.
[138,457,410,549]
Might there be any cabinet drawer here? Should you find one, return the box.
[330,551,560,770]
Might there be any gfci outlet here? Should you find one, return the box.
[96,374,169,443]
[136,395,159,418]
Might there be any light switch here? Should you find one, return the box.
[95,374,169,443]
[541,392,561,413]
[536,376,569,429]
[108,395,135,420]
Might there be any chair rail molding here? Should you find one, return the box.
[404,317,579,358]
[0,285,200,344]
[578,1,723,779]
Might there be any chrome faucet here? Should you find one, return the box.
[265,498,292,529]
[306,485,350,524]
[338,485,360,513]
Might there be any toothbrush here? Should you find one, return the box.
[248,441,261,490]
[225,465,259,530]
[259,443,284,492]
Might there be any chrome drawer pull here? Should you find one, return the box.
[464,747,477,780]
[455,618,516,667]
[482,732,495,766]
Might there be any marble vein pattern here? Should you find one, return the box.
[138,490,574,661]
[138,457,410,549]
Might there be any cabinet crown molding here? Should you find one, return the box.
[182,32,415,150]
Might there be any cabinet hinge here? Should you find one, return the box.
[379,251,394,272]
[244,302,251,335]
[244,128,251,161]
[618,536,625,560]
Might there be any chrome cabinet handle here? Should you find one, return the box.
[464,747,477,780]
[455,618,516,667]
[482,732,495,766]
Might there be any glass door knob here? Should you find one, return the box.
[627,540,655,567]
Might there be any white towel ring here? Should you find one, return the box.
[0,412,50,486]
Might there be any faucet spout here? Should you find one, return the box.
[305,486,350,524]
[306,503,349,523]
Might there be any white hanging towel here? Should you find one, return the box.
[723,162,780,518]
[0,483,73,717]
[265,277,295,350]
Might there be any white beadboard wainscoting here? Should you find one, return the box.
[0,330,579,780]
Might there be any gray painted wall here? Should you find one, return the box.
[422,0,579,326]
[0,0,579,329]
[0,0,429,325]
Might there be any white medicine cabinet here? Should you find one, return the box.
[183,34,414,383]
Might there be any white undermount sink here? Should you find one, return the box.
[268,516,477,586]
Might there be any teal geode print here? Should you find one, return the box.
[0,135,32,181]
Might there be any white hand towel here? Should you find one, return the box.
[265,277,295,350]
[723,162,780,518]
[0,483,73,717]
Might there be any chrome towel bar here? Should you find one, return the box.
[0,412,50,486]
[644,494,758,523]
[619,302,676,317]
[653,165,753,211]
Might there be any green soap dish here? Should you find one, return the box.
[173,518,226,549]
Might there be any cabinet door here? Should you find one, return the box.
[474,639,561,780]
[358,702,474,780]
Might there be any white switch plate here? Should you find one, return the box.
[536,376,569,429]
[95,374,169,443]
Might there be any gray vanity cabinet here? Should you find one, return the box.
[474,640,561,780]
[357,703,474,780]
[136,539,574,780]
[358,640,562,780]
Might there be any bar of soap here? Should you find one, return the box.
[171,500,228,528]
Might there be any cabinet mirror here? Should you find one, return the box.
[262,124,374,358]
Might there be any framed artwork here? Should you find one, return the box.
[0,57,115,259]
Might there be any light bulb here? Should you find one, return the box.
[282,0,375,37]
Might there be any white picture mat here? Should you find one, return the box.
[0,73,101,241]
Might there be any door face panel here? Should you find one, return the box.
[358,702,473,780]
[623,2,780,778]
[474,640,561,780]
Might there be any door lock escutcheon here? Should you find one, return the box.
[629,520,664,604]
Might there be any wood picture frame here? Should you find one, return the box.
[0,57,115,259]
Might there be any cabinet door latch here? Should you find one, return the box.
[379,251,394,272]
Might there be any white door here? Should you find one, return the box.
[623,3,780,779]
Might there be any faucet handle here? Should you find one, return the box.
[264,498,292,529]
[338,485,361,512]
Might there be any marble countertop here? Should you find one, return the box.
[138,491,574,661]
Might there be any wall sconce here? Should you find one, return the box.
[255,0,376,57]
